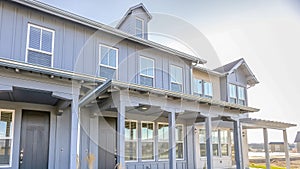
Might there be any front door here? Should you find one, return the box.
[19,110,50,169]
[98,117,117,169]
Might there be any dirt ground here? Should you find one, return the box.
[253,159,300,169]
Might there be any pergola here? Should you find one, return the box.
[240,118,297,169]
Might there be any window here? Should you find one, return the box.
[212,130,219,156]
[193,78,213,98]
[238,86,246,105]
[99,45,118,79]
[199,129,206,157]
[26,24,54,67]
[229,84,246,105]
[170,65,183,92]
[140,57,154,87]
[203,81,213,98]
[220,130,229,156]
[158,123,169,160]
[125,120,137,161]
[193,79,203,96]
[135,18,144,38]
[176,125,184,159]
[199,129,229,157]
[229,84,237,103]
[0,110,14,167]
[141,122,154,160]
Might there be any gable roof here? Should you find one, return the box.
[213,58,259,86]
[116,3,152,29]
[12,0,206,64]
[295,131,300,142]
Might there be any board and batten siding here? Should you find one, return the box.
[0,1,193,94]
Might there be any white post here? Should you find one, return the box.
[263,128,271,169]
[205,116,213,169]
[70,95,79,169]
[117,101,126,169]
[168,111,176,169]
[283,129,291,169]
[233,119,243,169]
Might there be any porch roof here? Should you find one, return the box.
[80,80,260,113]
[240,118,296,130]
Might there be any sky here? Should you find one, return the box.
[39,0,300,143]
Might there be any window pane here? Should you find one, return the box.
[158,124,168,140]
[41,30,53,53]
[238,86,245,100]
[125,121,137,140]
[140,76,153,87]
[27,50,52,67]
[212,131,219,144]
[170,66,182,84]
[171,83,182,92]
[193,79,202,95]
[176,143,184,159]
[0,139,11,165]
[230,98,237,104]
[221,144,229,156]
[99,66,116,79]
[108,49,117,67]
[142,142,154,160]
[100,46,109,65]
[0,112,12,138]
[204,81,213,96]
[229,84,237,98]
[29,27,41,50]
[200,143,206,157]
[142,123,153,140]
[220,130,228,144]
[158,142,169,159]
[199,129,206,143]
[140,57,154,77]
[125,142,137,161]
[176,125,183,141]
[238,100,245,105]
[136,19,143,29]
[213,144,219,156]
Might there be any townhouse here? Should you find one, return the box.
[0,1,295,169]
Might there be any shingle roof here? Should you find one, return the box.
[213,58,244,73]
[295,131,300,142]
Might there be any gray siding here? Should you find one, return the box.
[0,1,192,94]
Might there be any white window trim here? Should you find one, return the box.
[25,23,55,67]
[170,65,183,92]
[141,121,155,162]
[0,109,15,168]
[193,79,203,95]
[176,124,185,160]
[125,120,138,162]
[135,17,144,38]
[229,84,237,103]
[220,130,230,157]
[99,44,119,70]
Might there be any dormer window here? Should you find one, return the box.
[135,18,144,38]
[229,84,237,103]
[238,86,246,105]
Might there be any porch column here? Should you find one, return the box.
[70,95,79,169]
[205,116,213,169]
[263,128,271,169]
[283,129,291,169]
[117,101,126,169]
[168,111,176,169]
[233,119,243,169]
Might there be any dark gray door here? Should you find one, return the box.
[98,117,116,169]
[19,110,50,169]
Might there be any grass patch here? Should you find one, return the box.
[249,163,286,169]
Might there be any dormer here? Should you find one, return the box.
[116,3,152,40]
[214,58,259,106]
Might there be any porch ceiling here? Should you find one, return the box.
[0,87,60,106]
[240,118,297,130]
